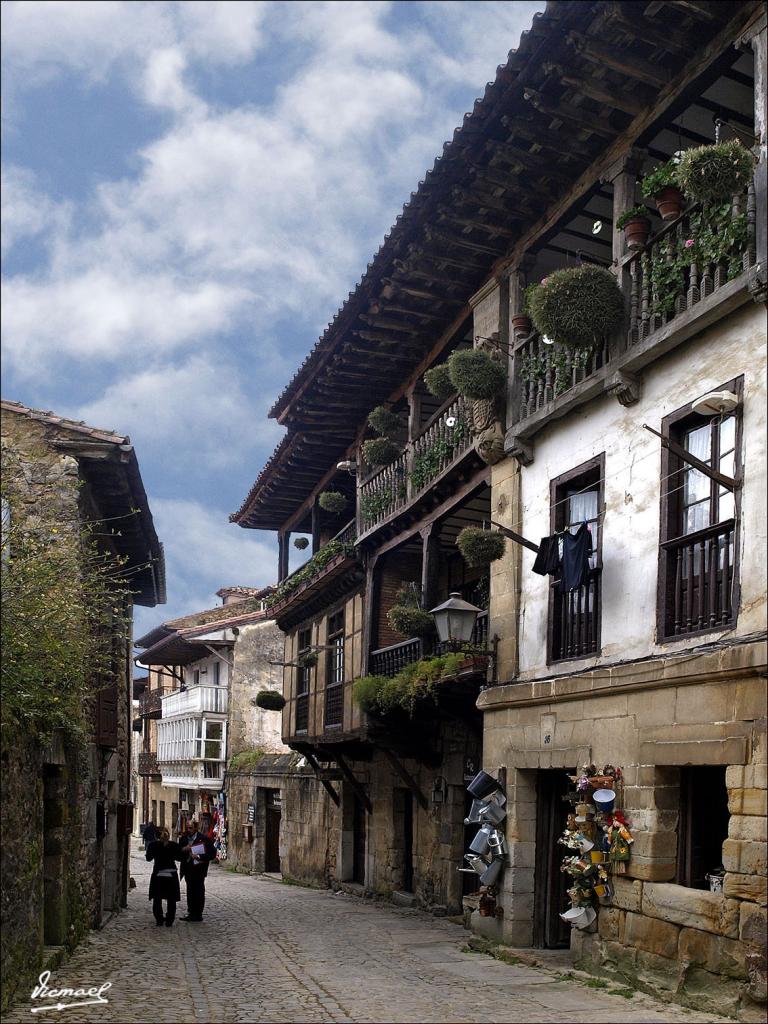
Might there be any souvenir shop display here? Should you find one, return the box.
[558,763,633,930]
[460,770,508,918]
[212,794,228,862]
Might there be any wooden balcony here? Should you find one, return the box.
[370,611,490,677]
[509,185,758,440]
[137,751,160,777]
[357,396,474,538]
[661,519,735,639]
[138,687,169,718]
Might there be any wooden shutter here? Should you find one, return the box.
[96,684,119,748]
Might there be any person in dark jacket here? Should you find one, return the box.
[145,827,182,926]
[179,819,216,922]
[142,820,157,848]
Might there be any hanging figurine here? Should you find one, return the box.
[607,812,634,874]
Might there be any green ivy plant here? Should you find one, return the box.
[640,159,680,198]
[367,406,404,437]
[677,140,754,206]
[615,205,651,231]
[318,491,347,514]
[266,539,354,607]
[423,364,455,400]
[352,652,475,716]
[518,348,591,395]
[361,437,401,467]
[409,418,467,492]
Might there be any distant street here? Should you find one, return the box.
[4,849,731,1024]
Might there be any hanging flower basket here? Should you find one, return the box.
[293,536,309,550]
[254,690,286,711]
[676,140,755,207]
[527,266,625,349]
[298,651,318,668]
[448,349,506,400]
[368,406,404,437]
[423,364,455,401]
[457,527,506,567]
[318,491,347,514]
[387,604,436,639]
[362,437,400,467]
[616,206,652,250]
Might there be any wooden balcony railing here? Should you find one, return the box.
[661,519,735,637]
[551,573,601,662]
[139,688,169,718]
[324,684,343,727]
[511,185,756,429]
[295,693,310,732]
[369,637,423,677]
[358,396,472,534]
[137,751,160,777]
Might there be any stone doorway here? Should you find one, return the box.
[264,789,282,873]
[352,791,367,885]
[394,788,414,892]
[533,768,572,949]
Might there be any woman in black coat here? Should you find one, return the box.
[145,827,182,926]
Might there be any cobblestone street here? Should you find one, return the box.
[7,850,729,1024]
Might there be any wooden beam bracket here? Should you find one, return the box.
[321,748,372,814]
[379,748,429,810]
[642,423,740,490]
[304,751,341,806]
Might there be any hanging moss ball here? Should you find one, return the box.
[423,364,455,400]
[293,536,309,550]
[527,265,625,348]
[298,651,318,668]
[318,491,347,514]
[457,527,506,567]
[677,140,754,206]
[362,437,400,467]
[387,605,436,639]
[448,349,507,400]
[254,690,286,711]
[368,406,404,437]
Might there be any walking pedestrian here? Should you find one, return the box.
[179,818,216,922]
[142,819,157,848]
[145,826,182,927]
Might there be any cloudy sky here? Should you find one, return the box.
[1,0,543,637]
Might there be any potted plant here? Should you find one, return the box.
[367,405,404,436]
[616,205,652,250]
[448,349,506,400]
[387,604,436,638]
[254,690,286,711]
[293,536,309,550]
[423,364,455,401]
[641,160,684,221]
[361,437,400,467]
[511,284,538,338]
[457,527,506,566]
[298,651,318,668]
[527,265,625,349]
[676,139,755,206]
[318,490,347,514]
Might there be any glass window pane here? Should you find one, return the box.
[568,488,598,526]
[684,468,710,505]
[719,415,735,453]
[206,722,223,740]
[718,489,734,523]
[719,450,735,478]
[686,500,710,534]
[685,423,711,462]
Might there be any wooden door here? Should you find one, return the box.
[265,790,281,873]
[352,793,367,884]
[533,769,572,948]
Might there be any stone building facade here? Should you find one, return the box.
[0,401,164,1011]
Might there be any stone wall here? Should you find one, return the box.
[478,646,766,1020]
[229,619,287,756]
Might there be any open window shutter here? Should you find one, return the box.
[96,684,119,747]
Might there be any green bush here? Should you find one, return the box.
[423,364,455,400]
[229,748,267,771]
[677,140,754,206]
[387,604,436,638]
[527,265,625,348]
[266,539,354,607]
[615,205,651,231]
[457,527,506,567]
[640,159,680,198]
[318,490,347,514]
[293,536,309,550]
[361,437,400,467]
[352,653,479,716]
[353,674,389,713]
[448,349,506,400]
[254,690,286,711]
[368,406,404,436]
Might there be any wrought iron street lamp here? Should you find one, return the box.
[429,592,482,645]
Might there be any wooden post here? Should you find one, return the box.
[407,384,423,442]
[420,525,440,612]
[607,147,646,354]
[311,498,321,554]
[507,255,534,429]
[360,554,379,676]
[277,531,290,582]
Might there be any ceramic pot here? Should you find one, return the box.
[654,185,684,222]
[623,215,651,250]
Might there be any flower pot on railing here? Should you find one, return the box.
[511,313,532,340]
[623,215,652,250]
[654,186,685,222]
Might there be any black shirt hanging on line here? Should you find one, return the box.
[558,523,593,592]
[532,535,560,576]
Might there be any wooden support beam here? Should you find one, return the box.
[304,751,340,806]
[379,748,428,810]
[438,213,516,238]
[382,278,463,304]
[278,531,290,582]
[522,87,619,138]
[485,140,576,181]
[421,524,440,612]
[567,31,671,88]
[642,424,740,490]
[424,228,506,257]
[327,750,372,814]
[491,520,540,554]
[558,74,646,117]
[603,4,690,52]
[500,117,597,159]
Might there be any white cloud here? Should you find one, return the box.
[142,47,205,116]
[73,353,285,470]
[132,495,277,638]
[0,165,71,256]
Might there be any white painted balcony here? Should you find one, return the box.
[161,684,228,718]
